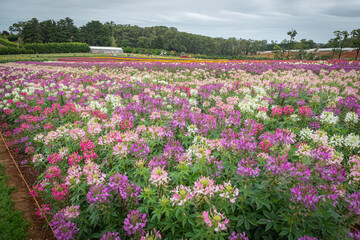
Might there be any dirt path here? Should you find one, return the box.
[0,141,54,240]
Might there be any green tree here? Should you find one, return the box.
[80,20,111,46]
[56,17,80,43]
[294,39,310,60]
[9,21,25,35]
[39,20,57,43]
[137,36,151,48]
[22,18,42,43]
[105,21,117,47]
[273,44,286,59]
[350,28,360,60]
[331,30,349,59]
[287,29,297,59]
[120,39,131,47]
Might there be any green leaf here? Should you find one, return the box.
[265,222,273,232]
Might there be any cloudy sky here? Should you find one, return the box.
[0,0,359,43]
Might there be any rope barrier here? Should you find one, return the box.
[0,131,55,237]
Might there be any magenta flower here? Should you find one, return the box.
[87,184,111,206]
[201,208,229,232]
[291,184,319,210]
[149,167,170,187]
[100,232,121,240]
[299,106,312,117]
[271,105,282,117]
[283,105,294,115]
[50,212,79,240]
[45,166,62,180]
[123,210,148,236]
[228,231,249,240]
[237,158,261,178]
[52,183,69,201]
[36,204,51,219]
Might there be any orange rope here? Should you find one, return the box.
[0,131,55,236]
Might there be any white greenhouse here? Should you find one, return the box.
[90,46,123,54]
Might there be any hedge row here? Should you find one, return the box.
[24,42,90,53]
[0,42,90,55]
[122,47,165,55]
[0,47,30,55]
[0,37,19,48]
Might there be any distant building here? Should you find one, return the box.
[90,46,123,54]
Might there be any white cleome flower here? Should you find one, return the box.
[329,134,345,148]
[319,111,339,125]
[344,112,359,125]
[344,133,360,150]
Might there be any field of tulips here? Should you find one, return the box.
[0,59,360,240]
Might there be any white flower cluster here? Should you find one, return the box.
[105,94,123,110]
[189,98,198,107]
[299,128,314,141]
[344,133,360,150]
[88,100,107,114]
[180,92,187,98]
[329,134,345,147]
[187,124,199,135]
[238,96,268,115]
[328,133,360,150]
[299,128,328,145]
[190,89,198,97]
[255,111,269,121]
[344,112,359,125]
[290,114,300,122]
[319,111,339,125]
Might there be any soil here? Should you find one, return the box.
[0,137,54,240]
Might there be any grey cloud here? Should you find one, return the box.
[0,0,359,43]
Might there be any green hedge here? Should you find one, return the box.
[24,42,90,54]
[0,37,19,48]
[123,47,164,55]
[0,47,32,55]
[6,35,19,42]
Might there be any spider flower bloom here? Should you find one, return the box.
[47,152,62,164]
[228,231,250,240]
[108,172,141,203]
[123,210,148,236]
[283,105,294,115]
[202,208,229,232]
[45,166,62,180]
[193,176,218,198]
[36,204,51,219]
[87,184,111,206]
[298,236,320,240]
[52,183,69,201]
[349,155,360,183]
[141,228,162,240]
[346,192,360,215]
[149,167,170,187]
[68,152,82,165]
[271,105,282,117]
[259,139,273,152]
[237,158,261,178]
[170,185,194,206]
[101,232,121,240]
[291,184,319,210]
[299,106,312,117]
[63,205,80,219]
[218,181,239,203]
[50,212,79,240]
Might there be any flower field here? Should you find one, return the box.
[0,59,360,240]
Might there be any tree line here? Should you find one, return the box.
[2,17,360,59]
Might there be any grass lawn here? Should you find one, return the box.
[0,163,28,240]
[0,52,107,63]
